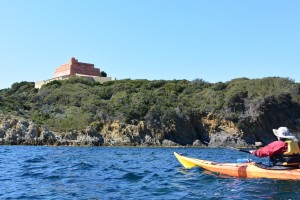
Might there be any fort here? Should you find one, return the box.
[35,57,113,88]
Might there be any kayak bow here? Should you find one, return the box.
[174,152,300,180]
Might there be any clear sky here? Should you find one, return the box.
[0,0,299,89]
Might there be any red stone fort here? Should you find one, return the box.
[35,57,112,89]
[54,57,101,78]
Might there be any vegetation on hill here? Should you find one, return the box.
[0,77,299,132]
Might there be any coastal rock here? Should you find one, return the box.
[0,114,260,146]
[161,139,179,147]
[192,140,203,147]
[1,93,300,148]
[39,129,56,145]
[208,131,248,147]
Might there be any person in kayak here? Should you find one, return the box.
[250,127,300,167]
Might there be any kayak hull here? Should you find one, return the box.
[174,152,300,180]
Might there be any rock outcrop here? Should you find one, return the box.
[0,94,300,147]
[0,113,257,147]
[0,115,104,146]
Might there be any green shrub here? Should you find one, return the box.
[0,76,299,131]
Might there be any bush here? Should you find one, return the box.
[0,77,299,131]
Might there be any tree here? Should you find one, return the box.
[100,71,107,77]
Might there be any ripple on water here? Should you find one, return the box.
[24,156,46,163]
[1,146,300,200]
[121,172,144,182]
[70,162,94,170]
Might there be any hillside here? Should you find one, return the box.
[0,77,300,146]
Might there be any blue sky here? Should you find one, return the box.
[0,0,299,89]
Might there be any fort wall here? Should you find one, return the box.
[35,57,112,89]
[54,57,100,78]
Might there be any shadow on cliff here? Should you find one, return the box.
[239,94,300,146]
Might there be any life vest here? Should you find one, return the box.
[270,140,300,167]
[283,140,300,155]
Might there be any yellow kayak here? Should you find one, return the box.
[174,152,300,180]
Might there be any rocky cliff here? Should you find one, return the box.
[1,93,300,147]
[0,113,245,147]
[1,77,300,147]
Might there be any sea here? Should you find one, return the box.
[0,146,299,200]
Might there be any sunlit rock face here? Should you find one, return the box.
[1,93,300,147]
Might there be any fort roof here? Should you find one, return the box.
[54,57,101,78]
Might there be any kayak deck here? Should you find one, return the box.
[174,152,300,180]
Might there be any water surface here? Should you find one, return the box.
[0,146,299,199]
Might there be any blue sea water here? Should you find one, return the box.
[0,146,299,200]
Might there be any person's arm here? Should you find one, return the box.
[251,141,287,157]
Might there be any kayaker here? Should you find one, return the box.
[250,127,300,167]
